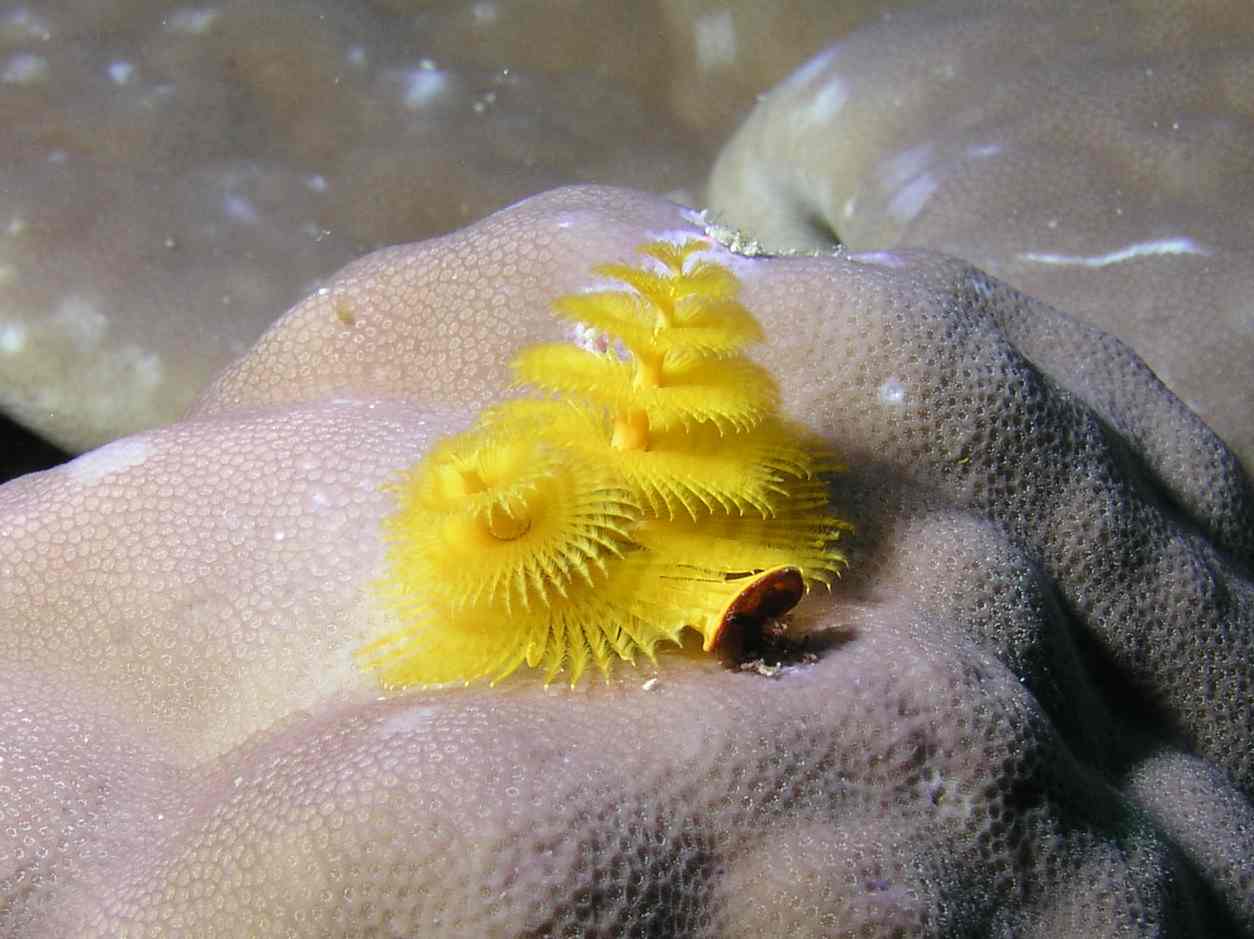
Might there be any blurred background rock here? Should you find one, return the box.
[0,0,909,478]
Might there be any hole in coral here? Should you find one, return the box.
[0,412,70,482]
[716,600,855,676]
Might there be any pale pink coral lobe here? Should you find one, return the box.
[1,186,1251,935]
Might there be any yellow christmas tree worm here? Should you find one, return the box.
[358,237,851,687]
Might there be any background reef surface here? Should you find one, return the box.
[0,0,909,460]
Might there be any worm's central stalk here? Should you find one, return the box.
[633,351,664,390]
[484,503,531,541]
[653,299,675,330]
[612,407,650,451]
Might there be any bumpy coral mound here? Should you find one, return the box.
[2,187,1252,935]
[708,0,1254,472]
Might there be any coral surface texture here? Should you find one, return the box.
[709,0,1254,471]
[1,187,1251,936]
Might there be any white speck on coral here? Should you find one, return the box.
[223,193,259,224]
[346,45,367,68]
[304,174,328,193]
[802,76,848,127]
[641,677,660,691]
[0,322,27,355]
[1019,238,1212,268]
[850,250,907,269]
[966,143,1002,159]
[107,60,135,84]
[380,705,439,736]
[472,1,498,25]
[843,195,857,219]
[694,9,736,71]
[400,66,449,109]
[1,9,52,42]
[64,437,151,485]
[53,295,108,350]
[2,52,48,84]
[165,8,219,34]
[5,215,26,237]
[888,172,937,223]
[878,378,907,406]
[273,529,287,542]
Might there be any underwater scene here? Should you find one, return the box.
[1,1,1252,935]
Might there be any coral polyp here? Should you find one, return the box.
[358,236,851,687]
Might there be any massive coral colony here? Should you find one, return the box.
[359,237,850,687]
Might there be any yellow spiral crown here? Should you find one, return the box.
[359,237,851,687]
